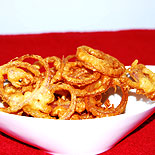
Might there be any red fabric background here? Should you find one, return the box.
[0,30,154,155]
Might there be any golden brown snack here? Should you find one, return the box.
[85,84,128,117]
[62,61,101,87]
[0,60,40,113]
[121,60,155,100]
[0,46,154,119]
[76,46,125,77]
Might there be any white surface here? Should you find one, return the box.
[0,66,154,155]
[0,0,155,34]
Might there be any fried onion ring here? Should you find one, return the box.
[121,60,155,100]
[76,46,125,77]
[0,45,154,120]
[50,83,76,120]
[62,61,101,87]
[0,60,40,113]
[85,84,128,117]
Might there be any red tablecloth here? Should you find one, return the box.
[0,30,154,155]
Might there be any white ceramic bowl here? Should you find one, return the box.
[0,66,155,155]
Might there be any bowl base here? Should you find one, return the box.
[45,153,96,155]
[44,146,112,155]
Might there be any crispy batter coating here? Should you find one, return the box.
[121,60,155,100]
[0,46,154,119]
[85,84,128,117]
[62,61,101,87]
[76,46,125,77]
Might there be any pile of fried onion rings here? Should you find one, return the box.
[0,46,154,120]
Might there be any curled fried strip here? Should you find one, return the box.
[33,56,64,84]
[45,56,62,70]
[0,54,53,117]
[33,56,61,71]
[62,61,101,87]
[0,45,154,120]
[50,83,76,120]
[20,55,54,115]
[76,46,125,77]
[50,58,64,84]
[85,85,128,117]
[121,60,155,100]
[75,75,111,96]
[0,61,40,112]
